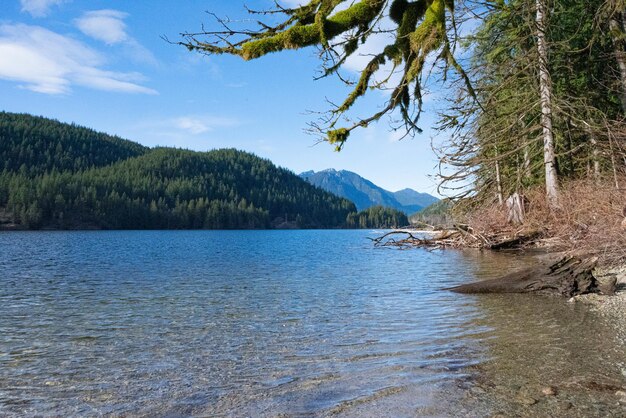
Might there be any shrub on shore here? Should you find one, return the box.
[460,178,626,265]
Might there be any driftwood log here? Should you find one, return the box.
[447,256,613,297]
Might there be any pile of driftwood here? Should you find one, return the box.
[370,226,543,250]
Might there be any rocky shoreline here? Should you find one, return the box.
[571,265,626,325]
[568,265,626,408]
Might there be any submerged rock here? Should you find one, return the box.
[558,401,574,411]
[515,394,538,406]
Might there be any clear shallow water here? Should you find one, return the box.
[0,230,624,417]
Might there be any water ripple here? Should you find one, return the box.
[0,230,624,417]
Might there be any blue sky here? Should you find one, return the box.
[0,0,445,194]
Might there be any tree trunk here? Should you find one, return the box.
[495,147,504,205]
[523,145,531,179]
[611,152,619,189]
[591,136,601,184]
[536,0,560,207]
[609,131,621,189]
[518,119,532,180]
[609,14,626,113]
[584,122,601,184]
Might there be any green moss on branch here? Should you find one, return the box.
[239,0,385,60]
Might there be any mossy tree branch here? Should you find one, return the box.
[179,0,481,149]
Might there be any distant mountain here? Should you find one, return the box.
[299,169,438,214]
[391,188,440,214]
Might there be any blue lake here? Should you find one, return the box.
[0,230,624,416]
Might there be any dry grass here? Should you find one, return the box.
[463,178,626,265]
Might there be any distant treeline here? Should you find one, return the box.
[409,200,452,228]
[0,112,406,230]
[347,206,408,229]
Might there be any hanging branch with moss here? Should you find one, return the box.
[178,0,481,150]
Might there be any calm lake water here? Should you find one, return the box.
[0,230,624,417]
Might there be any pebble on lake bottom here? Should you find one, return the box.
[515,394,537,406]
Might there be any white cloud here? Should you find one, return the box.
[20,0,65,17]
[387,128,406,143]
[127,115,244,149]
[173,116,241,135]
[74,10,157,66]
[75,10,128,45]
[343,30,395,73]
[0,24,157,95]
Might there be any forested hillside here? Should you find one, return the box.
[409,200,453,228]
[0,113,365,230]
[0,112,147,175]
